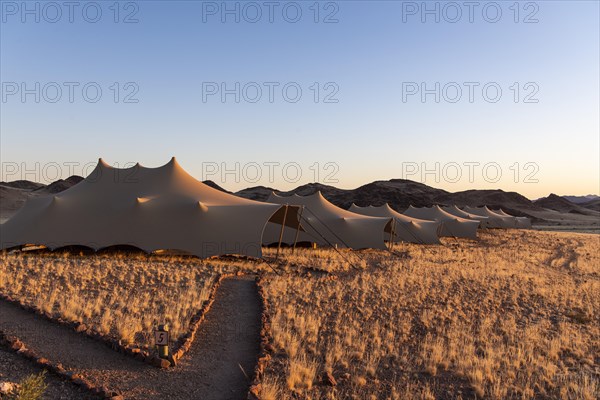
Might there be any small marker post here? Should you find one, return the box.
[155,324,170,359]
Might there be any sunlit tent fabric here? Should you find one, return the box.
[348,203,441,244]
[0,158,290,258]
[403,205,479,239]
[262,192,391,250]
[463,206,517,229]
[492,208,532,229]
[442,205,491,228]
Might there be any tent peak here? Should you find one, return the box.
[97,158,112,169]
[197,201,208,212]
[96,158,141,170]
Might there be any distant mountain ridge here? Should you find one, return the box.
[533,194,599,216]
[0,180,45,190]
[232,180,543,217]
[578,198,600,212]
[202,180,230,193]
[34,176,84,194]
[562,194,600,204]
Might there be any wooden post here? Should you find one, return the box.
[389,219,396,251]
[276,205,289,260]
[292,206,304,254]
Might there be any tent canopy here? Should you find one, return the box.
[463,206,517,228]
[0,158,297,258]
[474,206,532,229]
[349,203,441,244]
[403,205,479,239]
[263,192,392,250]
[442,205,490,228]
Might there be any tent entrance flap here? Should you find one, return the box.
[268,205,303,230]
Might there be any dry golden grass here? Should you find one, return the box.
[0,250,258,347]
[259,230,600,399]
[262,246,371,272]
[0,230,598,399]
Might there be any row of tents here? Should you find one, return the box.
[0,158,531,258]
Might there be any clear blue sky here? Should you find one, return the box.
[1,0,598,198]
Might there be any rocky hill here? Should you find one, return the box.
[562,195,600,204]
[533,194,599,215]
[579,198,600,212]
[33,176,84,195]
[0,180,45,190]
[202,180,231,193]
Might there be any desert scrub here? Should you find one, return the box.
[260,230,600,399]
[262,247,372,272]
[6,371,47,400]
[0,251,233,347]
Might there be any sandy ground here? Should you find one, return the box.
[528,209,599,231]
[533,224,600,234]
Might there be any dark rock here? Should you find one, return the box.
[149,357,171,368]
[247,384,261,400]
[9,339,24,351]
[36,357,51,367]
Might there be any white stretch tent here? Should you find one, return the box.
[515,217,532,229]
[403,205,479,239]
[348,203,441,244]
[442,205,491,228]
[463,206,517,228]
[263,192,391,250]
[0,158,290,258]
[492,208,532,229]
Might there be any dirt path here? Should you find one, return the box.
[0,276,262,399]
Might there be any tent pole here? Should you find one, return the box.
[292,206,304,254]
[392,219,396,250]
[389,219,396,251]
[276,204,289,260]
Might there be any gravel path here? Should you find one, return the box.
[0,276,262,399]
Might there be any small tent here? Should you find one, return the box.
[442,205,491,228]
[263,192,391,250]
[348,203,441,244]
[0,158,294,258]
[492,208,532,229]
[463,206,517,228]
[403,205,479,239]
